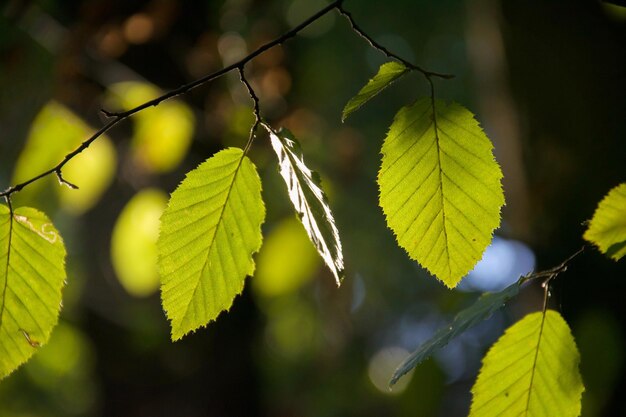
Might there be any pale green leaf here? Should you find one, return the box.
[12,101,116,214]
[253,217,320,298]
[108,81,194,173]
[391,279,521,386]
[342,61,409,122]
[583,183,626,261]
[111,189,168,297]
[470,310,584,417]
[267,126,344,285]
[158,148,265,340]
[378,98,504,287]
[0,205,66,379]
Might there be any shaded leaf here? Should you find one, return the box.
[469,310,584,417]
[158,148,265,340]
[390,279,521,386]
[0,205,66,379]
[584,183,626,261]
[342,61,409,122]
[266,126,344,285]
[378,98,504,287]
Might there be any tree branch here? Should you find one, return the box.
[1,0,452,198]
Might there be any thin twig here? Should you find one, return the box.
[238,67,261,155]
[336,5,454,80]
[518,246,585,312]
[55,169,79,189]
[1,0,452,198]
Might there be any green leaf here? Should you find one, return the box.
[378,98,504,287]
[267,126,344,285]
[469,310,584,417]
[157,148,265,340]
[0,205,66,379]
[390,279,521,386]
[583,183,626,261]
[342,61,409,122]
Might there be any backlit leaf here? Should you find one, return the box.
[342,61,409,122]
[158,148,265,340]
[267,126,344,285]
[0,205,66,379]
[583,183,626,261]
[391,279,521,386]
[469,310,584,417]
[378,98,504,287]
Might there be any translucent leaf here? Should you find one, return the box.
[253,217,320,298]
[378,98,504,287]
[583,183,626,261]
[158,148,265,340]
[342,61,409,122]
[111,189,168,297]
[469,310,584,417]
[268,127,344,285]
[12,101,116,214]
[108,82,194,173]
[391,279,521,386]
[0,205,66,379]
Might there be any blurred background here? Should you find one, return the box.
[1,0,625,416]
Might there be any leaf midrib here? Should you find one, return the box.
[0,212,14,332]
[431,102,452,278]
[181,153,246,323]
[524,310,548,415]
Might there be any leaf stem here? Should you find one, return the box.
[336,5,454,80]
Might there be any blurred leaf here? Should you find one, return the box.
[390,279,521,386]
[0,206,66,379]
[583,183,626,261]
[111,189,168,297]
[253,217,320,298]
[378,98,504,287]
[109,81,194,173]
[12,101,116,214]
[469,310,584,417]
[267,126,344,285]
[342,61,409,122]
[158,148,265,340]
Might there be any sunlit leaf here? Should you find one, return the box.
[109,81,194,173]
[391,279,521,386]
[267,126,344,285]
[111,189,168,297]
[158,148,265,340]
[583,183,626,261]
[469,310,584,417]
[342,61,409,122]
[378,98,504,287]
[253,217,320,298]
[0,205,66,379]
[12,101,116,214]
